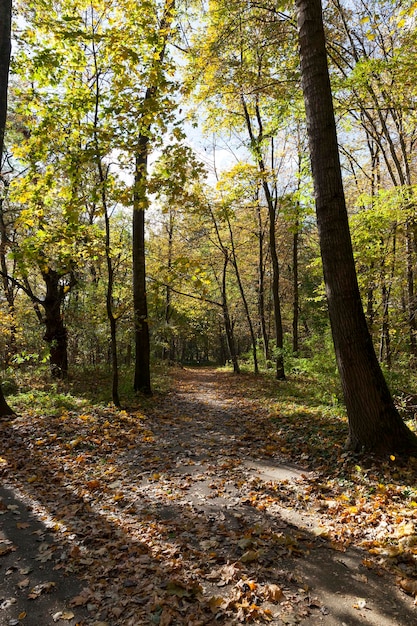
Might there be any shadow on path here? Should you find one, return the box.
[0,366,415,625]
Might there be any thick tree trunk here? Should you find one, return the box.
[0,0,13,416]
[133,138,152,395]
[296,0,417,455]
[131,0,174,393]
[42,269,68,378]
[0,0,11,160]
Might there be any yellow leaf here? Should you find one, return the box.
[241,550,260,563]
[61,612,75,621]
[209,596,225,613]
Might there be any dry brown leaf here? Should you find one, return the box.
[264,583,285,602]
[398,577,417,596]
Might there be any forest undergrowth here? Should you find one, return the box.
[0,364,416,625]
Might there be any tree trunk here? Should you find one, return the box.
[256,200,269,363]
[0,193,17,363]
[42,269,69,379]
[221,256,240,374]
[0,0,13,416]
[292,229,299,354]
[296,0,417,455]
[92,36,120,407]
[0,0,11,160]
[226,213,258,373]
[133,136,152,395]
[268,197,285,379]
[379,282,391,368]
[163,210,174,361]
[131,0,175,394]
[406,219,417,359]
[241,96,285,380]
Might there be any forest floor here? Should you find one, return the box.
[0,365,417,625]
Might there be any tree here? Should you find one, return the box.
[132,0,176,395]
[0,0,14,415]
[295,0,417,454]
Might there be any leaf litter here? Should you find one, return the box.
[0,366,416,624]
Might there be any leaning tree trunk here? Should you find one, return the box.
[296,0,417,455]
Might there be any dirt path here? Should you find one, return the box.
[140,367,415,626]
[0,366,416,625]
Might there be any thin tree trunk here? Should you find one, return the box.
[92,35,120,406]
[292,228,299,354]
[163,210,174,361]
[406,219,417,359]
[241,96,285,380]
[296,0,417,455]
[221,255,240,374]
[379,281,391,368]
[256,200,269,362]
[226,214,258,373]
[0,193,17,362]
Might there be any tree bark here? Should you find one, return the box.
[222,255,240,374]
[0,0,11,161]
[133,135,152,395]
[92,31,120,406]
[256,199,269,363]
[41,269,69,379]
[132,0,175,394]
[296,0,417,455]
[0,0,14,415]
[226,213,258,373]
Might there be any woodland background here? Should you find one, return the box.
[1,0,417,405]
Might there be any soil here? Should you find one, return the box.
[0,366,416,625]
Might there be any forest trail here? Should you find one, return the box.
[0,366,416,625]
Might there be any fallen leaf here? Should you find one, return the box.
[398,577,417,596]
[264,583,285,602]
